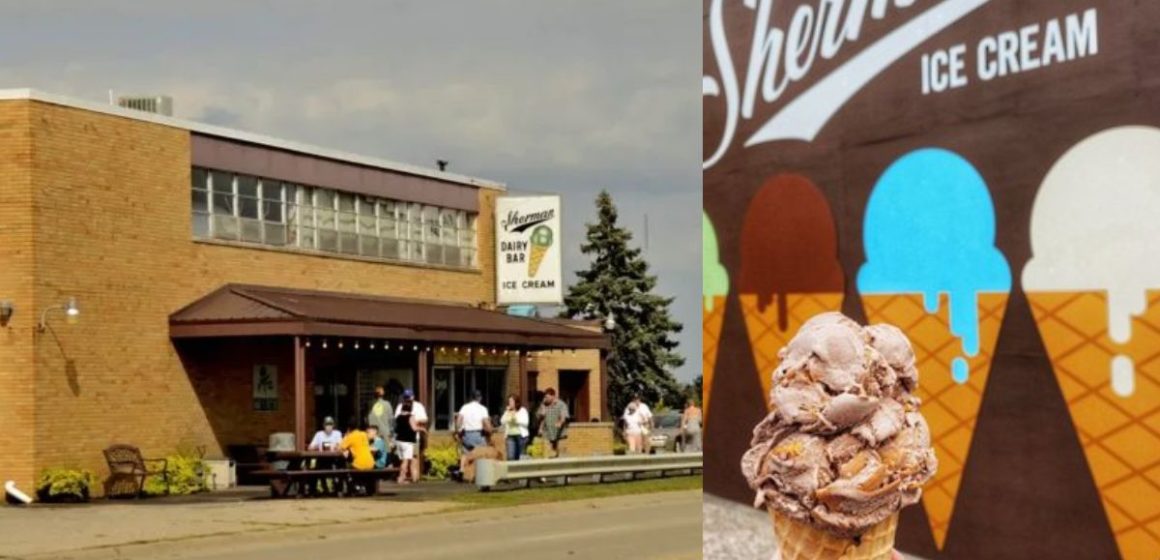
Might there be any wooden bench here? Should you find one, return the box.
[252,468,399,498]
[102,444,169,498]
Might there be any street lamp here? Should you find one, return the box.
[603,312,616,332]
[38,297,79,332]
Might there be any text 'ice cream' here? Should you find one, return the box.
[742,312,936,539]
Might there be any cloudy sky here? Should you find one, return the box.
[0,1,701,381]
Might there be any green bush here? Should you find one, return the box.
[528,439,549,459]
[36,468,95,502]
[424,443,459,480]
[613,442,628,456]
[144,453,207,496]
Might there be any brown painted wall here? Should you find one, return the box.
[0,99,497,495]
[704,2,1160,559]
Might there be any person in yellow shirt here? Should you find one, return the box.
[340,423,376,471]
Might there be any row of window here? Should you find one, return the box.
[191,168,478,268]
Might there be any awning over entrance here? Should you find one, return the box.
[169,284,610,349]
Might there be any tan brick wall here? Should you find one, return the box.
[563,423,614,456]
[16,100,498,494]
[0,102,36,491]
[529,347,605,422]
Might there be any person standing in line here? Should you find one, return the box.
[455,390,492,473]
[367,385,394,458]
[622,403,644,453]
[393,401,419,484]
[395,389,427,483]
[536,388,570,458]
[625,394,654,454]
[680,398,703,452]
[500,394,530,460]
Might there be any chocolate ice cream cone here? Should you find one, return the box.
[703,295,726,421]
[740,292,845,400]
[771,510,897,560]
[861,292,1008,550]
[1027,290,1160,560]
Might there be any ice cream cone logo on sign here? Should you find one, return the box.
[703,213,728,422]
[739,175,844,402]
[1023,127,1160,560]
[527,225,553,278]
[857,148,1011,550]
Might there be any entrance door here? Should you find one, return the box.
[313,367,357,431]
[558,370,591,422]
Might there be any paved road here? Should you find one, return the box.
[31,491,701,560]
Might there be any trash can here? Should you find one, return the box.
[269,432,295,471]
[203,459,236,490]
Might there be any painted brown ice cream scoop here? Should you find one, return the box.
[738,174,846,402]
[741,312,937,545]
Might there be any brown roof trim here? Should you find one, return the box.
[170,284,610,350]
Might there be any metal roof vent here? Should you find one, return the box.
[116,95,173,116]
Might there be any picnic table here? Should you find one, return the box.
[253,450,398,498]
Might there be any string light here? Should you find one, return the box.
[305,339,311,348]
[413,345,418,351]
[354,340,360,350]
[338,339,344,349]
[370,342,375,350]
[322,339,328,349]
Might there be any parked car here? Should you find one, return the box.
[648,411,685,453]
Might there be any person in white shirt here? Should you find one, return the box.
[394,389,428,482]
[500,394,530,460]
[624,394,653,453]
[307,416,343,450]
[455,390,492,474]
[622,404,644,453]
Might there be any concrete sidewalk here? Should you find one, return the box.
[0,488,459,559]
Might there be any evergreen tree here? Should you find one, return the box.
[561,191,684,416]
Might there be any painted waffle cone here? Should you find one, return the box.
[861,292,1008,550]
[771,510,897,560]
[739,293,845,400]
[702,296,726,422]
[1027,290,1160,560]
[528,245,548,277]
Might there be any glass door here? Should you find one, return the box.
[433,367,454,431]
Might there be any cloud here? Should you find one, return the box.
[0,0,701,380]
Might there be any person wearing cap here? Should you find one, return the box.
[395,389,428,482]
[455,390,492,475]
[308,416,343,451]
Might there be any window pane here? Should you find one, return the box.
[209,171,233,195]
[212,215,239,240]
[339,233,358,255]
[192,212,210,237]
[381,239,400,260]
[299,227,316,249]
[212,193,234,216]
[426,243,442,265]
[359,236,379,257]
[358,211,375,236]
[264,223,287,246]
[338,211,356,234]
[237,174,259,199]
[261,180,282,201]
[424,206,440,241]
[191,189,208,213]
[241,218,262,243]
[318,229,338,252]
[441,209,456,228]
[462,248,475,268]
[338,192,356,213]
[263,200,284,223]
[378,203,397,239]
[238,196,260,219]
[317,206,335,230]
[445,245,461,266]
[192,168,208,190]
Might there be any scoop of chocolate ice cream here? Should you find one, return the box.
[742,312,937,538]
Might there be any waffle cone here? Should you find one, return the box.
[702,296,726,422]
[528,245,548,277]
[1027,290,1160,560]
[861,292,1008,550]
[770,510,897,560]
[739,293,845,400]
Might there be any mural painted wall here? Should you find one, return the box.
[703,2,1160,559]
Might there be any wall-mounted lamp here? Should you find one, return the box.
[603,312,616,332]
[0,300,13,327]
[38,297,80,332]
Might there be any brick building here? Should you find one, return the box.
[0,89,610,495]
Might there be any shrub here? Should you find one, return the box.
[424,443,459,480]
[528,439,549,459]
[613,442,628,456]
[36,468,95,503]
[144,453,207,496]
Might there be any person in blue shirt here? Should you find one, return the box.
[366,425,389,469]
